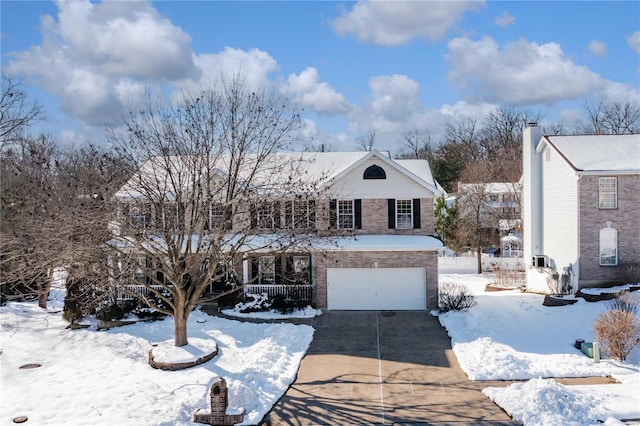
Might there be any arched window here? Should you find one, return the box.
[363,165,386,179]
[599,227,618,266]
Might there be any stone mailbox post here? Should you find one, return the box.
[194,377,245,426]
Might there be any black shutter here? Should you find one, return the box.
[251,258,258,283]
[388,199,396,229]
[309,200,316,228]
[413,198,421,229]
[273,202,281,229]
[250,204,257,229]
[285,201,293,227]
[354,199,362,229]
[275,256,282,284]
[285,256,294,284]
[329,199,337,229]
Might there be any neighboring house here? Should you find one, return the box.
[457,182,522,234]
[113,150,443,310]
[454,182,522,257]
[522,124,640,293]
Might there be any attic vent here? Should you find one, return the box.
[363,165,386,180]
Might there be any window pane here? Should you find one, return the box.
[599,177,617,209]
[599,227,618,266]
[258,256,275,284]
[396,199,413,229]
[337,200,354,229]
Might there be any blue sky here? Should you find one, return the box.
[2,1,639,154]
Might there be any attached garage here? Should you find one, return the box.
[327,267,426,310]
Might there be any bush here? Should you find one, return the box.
[605,291,639,315]
[439,282,477,312]
[621,263,640,284]
[95,300,136,321]
[593,309,640,361]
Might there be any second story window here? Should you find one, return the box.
[337,200,354,229]
[285,199,316,229]
[252,201,281,230]
[598,177,617,209]
[130,204,151,229]
[396,199,413,229]
[162,203,181,230]
[206,203,232,231]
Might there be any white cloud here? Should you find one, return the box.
[283,68,351,115]
[587,40,607,57]
[6,0,198,127]
[177,47,279,96]
[446,36,605,105]
[330,1,485,46]
[494,12,515,27]
[346,74,452,152]
[440,101,498,119]
[628,31,640,54]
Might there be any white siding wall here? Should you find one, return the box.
[542,146,579,283]
[327,157,434,199]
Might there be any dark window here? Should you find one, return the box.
[363,165,386,179]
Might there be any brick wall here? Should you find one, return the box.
[579,174,640,286]
[314,250,439,309]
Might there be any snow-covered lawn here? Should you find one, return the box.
[437,273,640,425]
[2,273,639,425]
[0,292,314,425]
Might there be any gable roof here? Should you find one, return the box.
[537,134,640,173]
[316,150,441,195]
[116,150,441,199]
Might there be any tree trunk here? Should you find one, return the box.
[476,246,482,274]
[174,312,189,347]
[37,271,52,309]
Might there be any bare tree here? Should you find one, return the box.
[355,130,376,151]
[107,76,324,347]
[582,97,640,135]
[451,162,501,273]
[0,137,127,308]
[398,129,433,159]
[0,75,43,145]
[479,105,544,182]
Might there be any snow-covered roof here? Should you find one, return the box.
[239,234,443,252]
[116,150,440,199]
[458,182,520,194]
[539,134,640,173]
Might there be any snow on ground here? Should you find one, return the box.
[221,305,322,320]
[3,274,640,425]
[0,295,314,425]
[438,273,640,425]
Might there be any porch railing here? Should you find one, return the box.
[117,285,165,301]
[244,284,313,301]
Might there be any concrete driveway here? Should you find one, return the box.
[264,311,516,425]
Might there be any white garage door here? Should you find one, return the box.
[327,267,426,310]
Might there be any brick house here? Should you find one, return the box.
[522,124,640,293]
[113,150,443,310]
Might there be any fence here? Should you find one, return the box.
[117,285,165,301]
[244,284,313,301]
[439,256,524,274]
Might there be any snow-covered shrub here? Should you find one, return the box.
[593,294,640,361]
[439,282,477,312]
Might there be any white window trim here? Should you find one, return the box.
[599,227,618,266]
[290,200,315,229]
[258,255,276,284]
[395,199,413,230]
[337,200,355,229]
[598,177,617,209]
[256,202,278,229]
